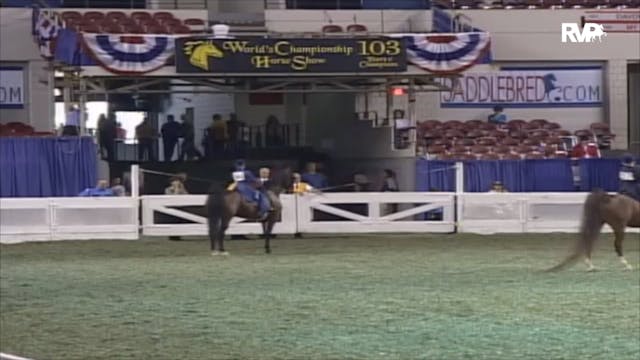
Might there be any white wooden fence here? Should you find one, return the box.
[3,190,627,244]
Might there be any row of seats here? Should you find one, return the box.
[61,10,206,34]
[0,122,54,137]
[416,118,612,160]
[434,0,640,8]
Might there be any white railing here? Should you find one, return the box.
[457,192,634,234]
[141,194,297,236]
[0,197,138,244]
[296,192,455,233]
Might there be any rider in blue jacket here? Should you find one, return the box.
[619,154,640,202]
[230,159,271,219]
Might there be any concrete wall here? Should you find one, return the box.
[0,8,54,131]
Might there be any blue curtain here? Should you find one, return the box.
[579,158,621,192]
[523,159,575,192]
[416,159,575,192]
[415,159,456,192]
[0,137,97,197]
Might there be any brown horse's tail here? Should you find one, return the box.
[546,189,608,272]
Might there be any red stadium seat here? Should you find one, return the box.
[525,153,545,160]
[322,24,343,33]
[170,25,192,34]
[542,122,561,130]
[502,153,522,160]
[152,11,175,23]
[106,11,127,23]
[81,23,101,33]
[62,11,82,23]
[480,153,501,160]
[346,24,368,33]
[477,137,497,147]
[131,11,153,24]
[83,11,105,23]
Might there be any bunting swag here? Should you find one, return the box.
[404,33,491,73]
[81,34,175,74]
[32,7,61,59]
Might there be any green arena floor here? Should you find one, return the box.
[1,234,639,360]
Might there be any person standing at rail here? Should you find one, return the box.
[619,154,640,202]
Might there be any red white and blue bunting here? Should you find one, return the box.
[33,8,61,59]
[81,34,175,74]
[398,32,491,74]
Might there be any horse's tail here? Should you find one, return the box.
[546,189,608,272]
[206,184,225,246]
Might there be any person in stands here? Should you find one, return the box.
[78,180,114,197]
[135,117,157,161]
[489,181,508,193]
[63,104,81,136]
[488,105,507,125]
[292,172,314,195]
[619,154,640,202]
[570,138,600,158]
[302,162,328,190]
[161,115,181,162]
[111,177,126,196]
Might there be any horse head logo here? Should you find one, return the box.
[183,41,223,71]
[542,73,559,100]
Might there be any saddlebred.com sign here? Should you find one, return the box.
[175,37,407,74]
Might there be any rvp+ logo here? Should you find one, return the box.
[561,23,607,43]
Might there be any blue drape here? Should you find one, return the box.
[0,137,97,197]
[579,158,621,192]
[416,159,575,192]
[523,159,575,192]
[415,159,456,192]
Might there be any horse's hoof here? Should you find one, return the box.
[265,249,271,254]
[586,267,597,272]
[211,251,220,256]
[625,265,634,271]
[220,251,229,256]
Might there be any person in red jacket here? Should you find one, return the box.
[571,138,600,158]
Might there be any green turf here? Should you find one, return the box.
[1,234,639,360]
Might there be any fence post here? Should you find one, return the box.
[131,164,140,198]
[455,161,464,194]
[455,161,464,233]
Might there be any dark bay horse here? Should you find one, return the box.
[548,190,640,272]
[206,168,290,255]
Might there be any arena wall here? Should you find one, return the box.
[0,8,54,132]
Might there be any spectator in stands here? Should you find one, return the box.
[63,104,81,136]
[381,169,399,192]
[570,138,600,159]
[165,177,189,195]
[116,122,126,140]
[302,162,328,189]
[238,121,251,156]
[488,105,507,125]
[180,115,202,161]
[226,113,240,155]
[78,180,114,197]
[353,173,370,192]
[207,114,227,158]
[489,181,508,193]
[265,115,283,147]
[97,113,116,161]
[259,167,271,187]
[619,154,640,202]
[111,177,126,196]
[292,172,314,194]
[135,117,157,161]
[161,115,181,162]
[164,173,189,241]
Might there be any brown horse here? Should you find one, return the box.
[548,190,640,272]
[206,168,290,255]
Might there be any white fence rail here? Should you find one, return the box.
[296,192,455,233]
[1,191,634,244]
[141,195,297,236]
[0,197,138,244]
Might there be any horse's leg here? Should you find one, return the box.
[262,221,271,254]
[614,226,633,271]
[209,217,219,254]
[218,218,229,255]
[584,236,596,272]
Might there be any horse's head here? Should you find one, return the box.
[184,41,224,71]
